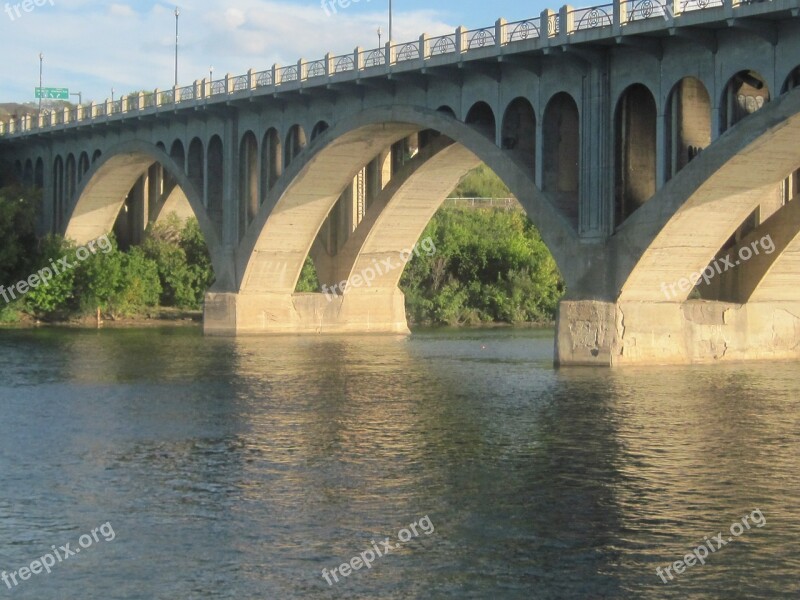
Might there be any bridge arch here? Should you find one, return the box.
[78,152,90,182]
[465,101,497,140]
[234,104,578,298]
[501,97,536,172]
[665,77,711,181]
[614,88,800,303]
[720,69,770,134]
[285,124,307,168]
[239,131,259,234]
[63,140,224,282]
[261,128,282,199]
[311,121,329,141]
[782,66,800,94]
[188,138,204,198]
[22,159,33,186]
[437,105,457,119]
[34,158,43,188]
[615,83,657,225]
[207,135,224,225]
[542,91,580,226]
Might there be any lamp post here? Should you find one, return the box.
[209,66,213,83]
[38,52,43,114]
[174,7,180,87]
[377,26,382,48]
[389,0,393,42]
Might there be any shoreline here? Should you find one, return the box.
[1,310,554,331]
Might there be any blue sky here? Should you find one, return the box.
[0,0,552,104]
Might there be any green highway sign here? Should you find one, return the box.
[35,87,69,100]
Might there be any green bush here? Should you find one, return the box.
[400,207,564,325]
[75,236,161,318]
[142,215,215,309]
[25,236,77,317]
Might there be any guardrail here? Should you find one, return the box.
[0,0,756,137]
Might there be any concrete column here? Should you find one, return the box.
[655,108,667,189]
[147,163,163,223]
[128,175,147,245]
[222,121,239,248]
[579,61,613,238]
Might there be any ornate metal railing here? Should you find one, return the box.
[680,0,723,11]
[209,79,226,95]
[394,41,419,62]
[232,74,249,91]
[626,0,670,21]
[429,34,457,56]
[279,65,299,82]
[0,0,764,137]
[307,59,327,78]
[466,27,496,49]
[254,70,272,88]
[179,85,196,101]
[333,53,355,73]
[363,48,386,68]
[507,18,541,42]
[572,4,614,30]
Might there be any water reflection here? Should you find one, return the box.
[0,328,797,598]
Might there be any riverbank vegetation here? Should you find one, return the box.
[0,165,563,326]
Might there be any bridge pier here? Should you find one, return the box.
[555,299,800,366]
[203,288,409,336]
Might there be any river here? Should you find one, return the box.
[0,327,797,599]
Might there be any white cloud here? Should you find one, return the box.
[0,0,455,103]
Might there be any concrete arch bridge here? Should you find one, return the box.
[2,0,800,366]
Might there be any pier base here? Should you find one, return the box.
[556,299,800,366]
[203,288,410,336]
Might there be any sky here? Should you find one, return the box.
[0,0,552,104]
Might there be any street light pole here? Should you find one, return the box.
[38,52,43,114]
[174,7,180,87]
[377,26,382,48]
[389,0,393,42]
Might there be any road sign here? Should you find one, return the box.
[35,87,69,100]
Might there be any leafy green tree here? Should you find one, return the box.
[25,236,77,317]
[0,185,39,286]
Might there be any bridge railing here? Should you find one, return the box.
[0,0,759,138]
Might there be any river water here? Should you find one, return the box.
[0,327,797,599]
